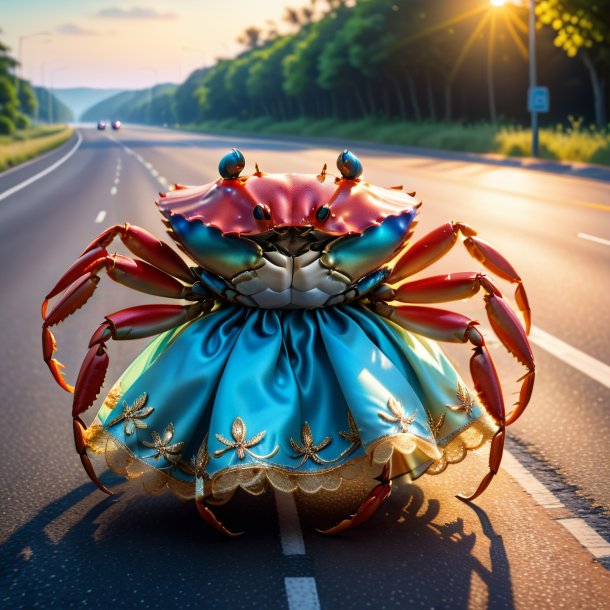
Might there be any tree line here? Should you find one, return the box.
[86,0,609,129]
[0,31,73,134]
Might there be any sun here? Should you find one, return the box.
[490,0,507,6]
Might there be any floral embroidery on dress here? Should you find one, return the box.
[107,392,153,436]
[379,396,417,433]
[214,417,279,461]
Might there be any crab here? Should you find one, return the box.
[42,149,534,536]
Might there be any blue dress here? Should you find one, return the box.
[86,303,496,504]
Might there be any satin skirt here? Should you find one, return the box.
[86,304,497,502]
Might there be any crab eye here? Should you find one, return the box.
[218,148,245,179]
[253,204,271,220]
[336,149,363,180]
[316,205,330,222]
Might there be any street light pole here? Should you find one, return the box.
[17,32,50,101]
[528,0,539,157]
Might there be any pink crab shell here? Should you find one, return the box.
[157,173,419,236]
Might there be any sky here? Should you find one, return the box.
[1,0,314,90]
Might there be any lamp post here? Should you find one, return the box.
[528,0,539,157]
[17,32,50,99]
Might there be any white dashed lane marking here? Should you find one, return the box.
[275,489,306,555]
[95,210,107,223]
[284,577,321,610]
[110,186,117,196]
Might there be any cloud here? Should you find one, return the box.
[57,23,100,36]
[97,7,179,20]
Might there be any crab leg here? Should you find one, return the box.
[82,223,193,283]
[43,254,196,391]
[70,302,205,494]
[318,464,393,535]
[389,222,531,333]
[379,272,535,423]
[196,498,243,537]
[369,302,507,501]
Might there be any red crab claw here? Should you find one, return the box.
[457,428,505,502]
[390,222,478,283]
[195,498,243,537]
[457,346,505,502]
[318,464,393,535]
[42,326,73,393]
[464,236,531,334]
[73,417,112,495]
[82,223,193,283]
[484,294,535,425]
[43,247,108,316]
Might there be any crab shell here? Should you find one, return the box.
[157,172,419,309]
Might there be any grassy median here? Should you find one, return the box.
[0,125,74,173]
[190,117,610,166]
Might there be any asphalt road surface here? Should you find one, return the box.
[1,126,609,609]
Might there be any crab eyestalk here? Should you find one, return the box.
[336,150,363,180]
[218,148,245,180]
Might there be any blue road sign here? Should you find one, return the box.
[528,87,550,113]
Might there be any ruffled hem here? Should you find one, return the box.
[85,412,497,504]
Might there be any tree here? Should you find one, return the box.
[247,36,297,119]
[238,26,263,51]
[537,0,610,127]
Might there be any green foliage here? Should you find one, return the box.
[0,114,15,134]
[536,0,609,57]
[81,84,176,124]
[0,125,73,171]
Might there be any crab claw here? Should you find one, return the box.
[195,498,243,537]
[43,247,108,310]
[318,465,393,535]
[42,326,74,393]
[485,294,535,424]
[72,343,109,418]
[73,418,112,495]
[457,427,505,502]
[464,236,531,333]
[470,345,505,425]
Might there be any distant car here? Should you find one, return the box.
[97,120,106,130]
[111,120,122,130]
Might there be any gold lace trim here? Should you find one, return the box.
[84,413,497,503]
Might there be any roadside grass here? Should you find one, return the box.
[190,117,610,166]
[0,125,74,173]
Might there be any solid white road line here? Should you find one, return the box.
[503,451,610,559]
[502,451,564,509]
[0,132,83,202]
[284,577,321,610]
[558,518,610,559]
[274,489,306,555]
[529,325,610,390]
[95,210,107,223]
[578,232,610,247]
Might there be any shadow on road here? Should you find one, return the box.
[0,478,514,609]
[301,482,515,609]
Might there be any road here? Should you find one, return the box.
[1,126,609,609]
